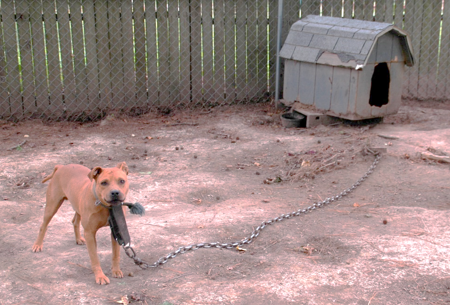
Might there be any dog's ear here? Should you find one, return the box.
[116,162,129,175]
[88,166,103,181]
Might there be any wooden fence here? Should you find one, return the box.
[0,0,449,120]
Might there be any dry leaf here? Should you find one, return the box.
[353,203,360,207]
[116,295,129,304]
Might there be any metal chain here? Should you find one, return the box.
[123,152,382,269]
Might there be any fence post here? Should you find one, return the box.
[275,0,283,103]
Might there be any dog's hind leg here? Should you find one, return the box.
[32,192,66,252]
[72,212,86,245]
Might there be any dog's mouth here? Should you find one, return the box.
[106,199,124,207]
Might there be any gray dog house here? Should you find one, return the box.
[280,15,414,120]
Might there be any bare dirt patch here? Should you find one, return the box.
[1,102,450,304]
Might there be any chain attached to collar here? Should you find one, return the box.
[123,151,382,270]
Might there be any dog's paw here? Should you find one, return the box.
[32,244,43,252]
[95,274,110,285]
[112,269,124,278]
[76,237,86,245]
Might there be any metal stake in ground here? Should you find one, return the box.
[123,151,382,269]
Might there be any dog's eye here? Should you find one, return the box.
[101,181,108,186]
[119,179,125,184]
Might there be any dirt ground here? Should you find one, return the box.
[1,101,450,305]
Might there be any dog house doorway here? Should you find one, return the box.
[369,62,390,107]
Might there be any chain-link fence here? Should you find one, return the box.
[0,0,280,121]
[0,0,449,122]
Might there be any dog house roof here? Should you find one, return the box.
[280,15,414,69]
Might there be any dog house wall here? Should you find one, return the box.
[281,15,414,120]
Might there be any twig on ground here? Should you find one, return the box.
[377,134,399,140]
[368,292,378,305]
[144,223,166,228]
[165,123,199,127]
[68,261,91,271]
[7,140,27,151]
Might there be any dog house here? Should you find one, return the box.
[280,15,414,120]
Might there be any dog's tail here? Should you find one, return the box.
[42,165,63,183]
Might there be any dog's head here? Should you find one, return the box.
[89,162,129,207]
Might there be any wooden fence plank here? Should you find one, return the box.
[56,0,77,111]
[28,0,47,113]
[43,0,64,113]
[417,0,441,99]
[202,0,214,104]
[235,1,247,101]
[190,0,202,105]
[224,0,236,102]
[0,52,8,117]
[16,0,35,116]
[2,0,22,118]
[179,0,191,105]
[94,0,111,109]
[257,0,268,100]
[343,0,354,18]
[0,3,10,118]
[284,0,300,42]
[438,0,450,99]
[107,1,124,108]
[144,0,157,105]
[403,0,422,99]
[122,0,136,106]
[68,0,88,111]
[384,0,394,23]
[156,0,170,105]
[374,0,387,21]
[247,0,259,100]
[322,0,332,16]
[168,0,180,105]
[322,0,342,17]
[332,0,343,17]
[393,0,404,28]
[354,0,374,20]
[214,0,226,103]
[280,0,300,102]
[301,0,320,18]
[268,0,277,96]
[134,0,147,107]
[82,0,100,108]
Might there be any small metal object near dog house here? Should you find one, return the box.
[280,15,414,121]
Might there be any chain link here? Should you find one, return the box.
[123,152,381,269]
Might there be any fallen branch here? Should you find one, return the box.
[7,140,27,151]
[377,134,399,140]
[421,152,450,163]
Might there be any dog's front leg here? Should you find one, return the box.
[111,234,123,278]
[84,230,110,285]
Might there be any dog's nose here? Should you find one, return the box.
[110,190,120,199]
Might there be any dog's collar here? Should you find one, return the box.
[95,199,112,209]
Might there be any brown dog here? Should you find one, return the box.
[32,162,130,285]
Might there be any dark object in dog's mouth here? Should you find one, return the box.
[106,200,124,206]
